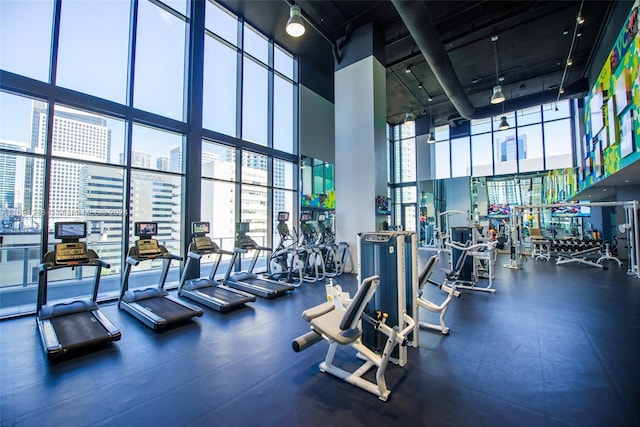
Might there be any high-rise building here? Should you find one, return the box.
[0,140,28,210]
[30,101,111,222]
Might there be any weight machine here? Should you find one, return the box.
[504,201,639,278]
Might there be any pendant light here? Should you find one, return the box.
[427,98,436,143]
[490,35,505,104]
[286,5,305,37]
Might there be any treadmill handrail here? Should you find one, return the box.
[234,248,248,254]
[188,251,203,260]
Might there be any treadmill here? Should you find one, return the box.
[119,222,203,330]
[37,222,121,358]
[223,222,295,299]
[178,221,256,312]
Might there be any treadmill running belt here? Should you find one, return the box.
[199,287,253,304]
[137,297,197,321]
[51,312,109,348]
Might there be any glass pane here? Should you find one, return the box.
[0,92,45,146]
[274,45,294,80]
[200,179,236,251]
[241,151,267,185]
[471,133,493,176]
[325,163,334,192]
[542,100,570,121]
[242,57,268,145]
[128,170,182,285]
[134,0,186,120]
[313,164,323,194]
[52,104,125,166]
[243,24,268,64]
[159,0,186,16]
[273,158,294,189]
[205,0,237,46]
[516,105,541,126]
[46,161,124,298]
[241,184,268,247]
[493,112,517,175]
[0,0,53,82]
[57,0,130,104]
[131,124,184,173]
[273,75,294,153]
[434,124,449,142]
[402,186,417,204]
[450,136,471,177]
[0,153,43,316]
[471,117,492,134]
[518,124,544,173]
[202,140,235,181]
[399,138,416,183]
[544,118,573,170]
[434,139,450,179]
[203,35,237,136]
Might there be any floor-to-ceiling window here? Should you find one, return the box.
[0,0,298,317]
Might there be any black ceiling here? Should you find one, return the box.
[219,0,619,127]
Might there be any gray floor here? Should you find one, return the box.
[1,251,639,426]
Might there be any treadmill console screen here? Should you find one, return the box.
[135,222,158,237]
[192,221,210,235]
[136,239,161,256]
[54,242,89,264]
[277,211,289,222]
[300,212,312,222]
[55,222,87,240]
[236,222,250,233]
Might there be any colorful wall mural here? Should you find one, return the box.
[580,4,639,193]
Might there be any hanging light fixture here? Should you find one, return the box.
[404,110,415,125]
[427,98,436,143]
[498,115,510,130]
[490,35,505,104]
[286,5,305,37]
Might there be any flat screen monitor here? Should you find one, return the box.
[487,204,511,218]
[135,222,158,237]
[376,196,391,215]
[192,221,210,234]
[277,211,289,222]
[300,212,312,222]
[55,222,87,240]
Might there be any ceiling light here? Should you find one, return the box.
[567,58,574,66]
[404,110,415,125]
[427,98,435,143]
[498,116,510,130]
[418,83,423,89]
[563,28,570,36]
[491,85,506,104]
[625,179,630,183]
[471,77,481,84]
[286,5,305,37]
[559,86,565,94]
[490,35,505,104]
[577,15,585,25]
[405,68,412,74]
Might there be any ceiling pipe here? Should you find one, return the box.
[390,0,590,121]
[390,0,475,119]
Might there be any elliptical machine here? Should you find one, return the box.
[267,212,303,286]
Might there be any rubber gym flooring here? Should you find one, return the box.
[1,251,639,426]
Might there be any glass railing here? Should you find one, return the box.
[0,235,270,318]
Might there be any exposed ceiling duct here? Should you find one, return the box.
[390,0,589,121]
